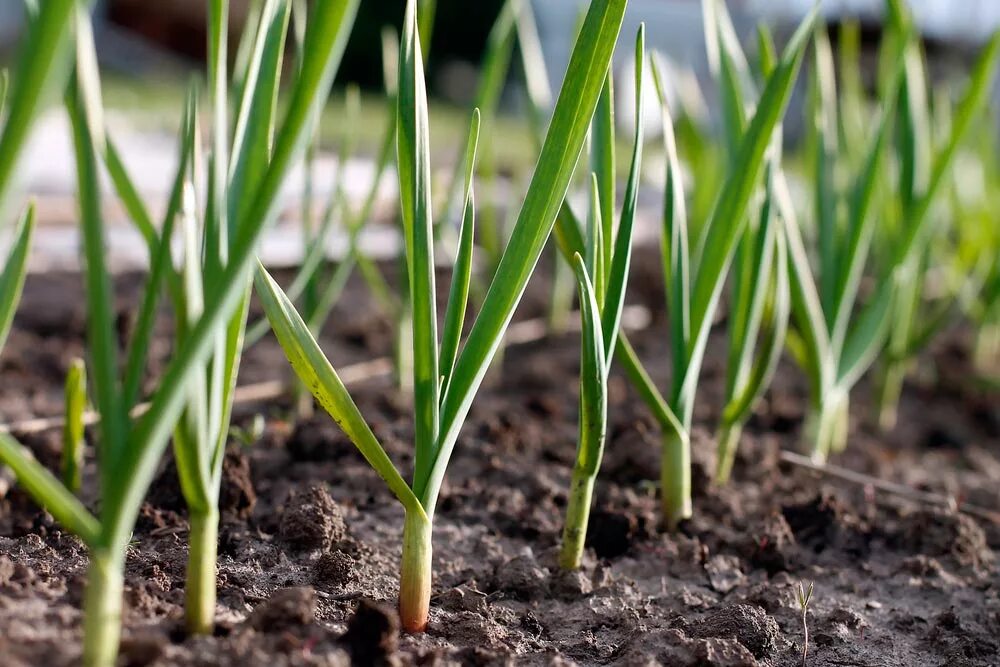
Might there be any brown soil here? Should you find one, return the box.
[1,248,998,666]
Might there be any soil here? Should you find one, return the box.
[1,247,999,666]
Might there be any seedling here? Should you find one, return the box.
[256,0,627,631]
[552,3,813,527]
[0,2,359,663]
[559,26,645,571]
[780,4,1000,461]
[700,3,791,485]
[797,581,815,667]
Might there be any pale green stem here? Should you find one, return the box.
[558,471,596,570]
[714,421,742,485]
[661,429,692,530]
[877,360,907,432]
[399,510,432,633]
[82,551,124,667]
[396,308,414,394]
[807,390,848,463]
[185,509,219,635]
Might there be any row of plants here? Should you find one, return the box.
[0,0,997,665]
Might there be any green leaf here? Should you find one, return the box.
[440,109,481,397]
[398,0,440,495]
[591,71,615,274]
[67,15,127,482]
[601,25,645,360]
[828,80,899,358]
[229,0,291,226]
[776,170,832,399]
[104,0,360,547]
[894,31,1000,268]
[836,281,894,390]
[571,253,608,477]
[254,264,425,517]
[429,0,628,512]
[0,433,101,547]
[650,56,691,397]
[678,9,815,417]
[0,204,35,354]
[0,0,76,214]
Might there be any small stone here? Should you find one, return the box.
[279,485,347,551]
[247,586,316,631]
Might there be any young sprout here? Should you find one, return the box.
[256,0,628,631]
[559,26,645,571]
[780,4,1000,461]
[699,4,791,485]
[797,580,815,667]
[874,2,1000,428]
[63,358,87,495]
[548,0,813,528]
[0,2,359,663]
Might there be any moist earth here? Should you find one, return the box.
[1,249,998,666]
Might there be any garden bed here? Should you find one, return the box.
[1,249,997,667]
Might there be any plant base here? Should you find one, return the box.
[558,472,596,570]
[661,430,692,530]
[82,551,124,667]
[185,510,219,635]
[399,511,432,633]
[806,391,849,464]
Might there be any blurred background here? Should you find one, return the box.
[1,0,998,272]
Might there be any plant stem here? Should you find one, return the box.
[876,360,906,432]
[82,550,124,667]
[559,471,596,570]
[714,421,742,485]
[398,509,432,633]
[661,429,692,530]
[185,509,219,635]
[807,389,848,463]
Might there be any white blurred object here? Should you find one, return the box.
[747,0,1000,45]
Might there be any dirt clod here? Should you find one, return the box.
[246,586,316,631]
[279,485,346,551]
[218,448,256,518]
[314,550,356,587]
[587,508,640,559]
[493,553,548,599]
[341,599,399,666]
[621,628,759,667]
[689,604,782,660]
[895,509,993,570]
